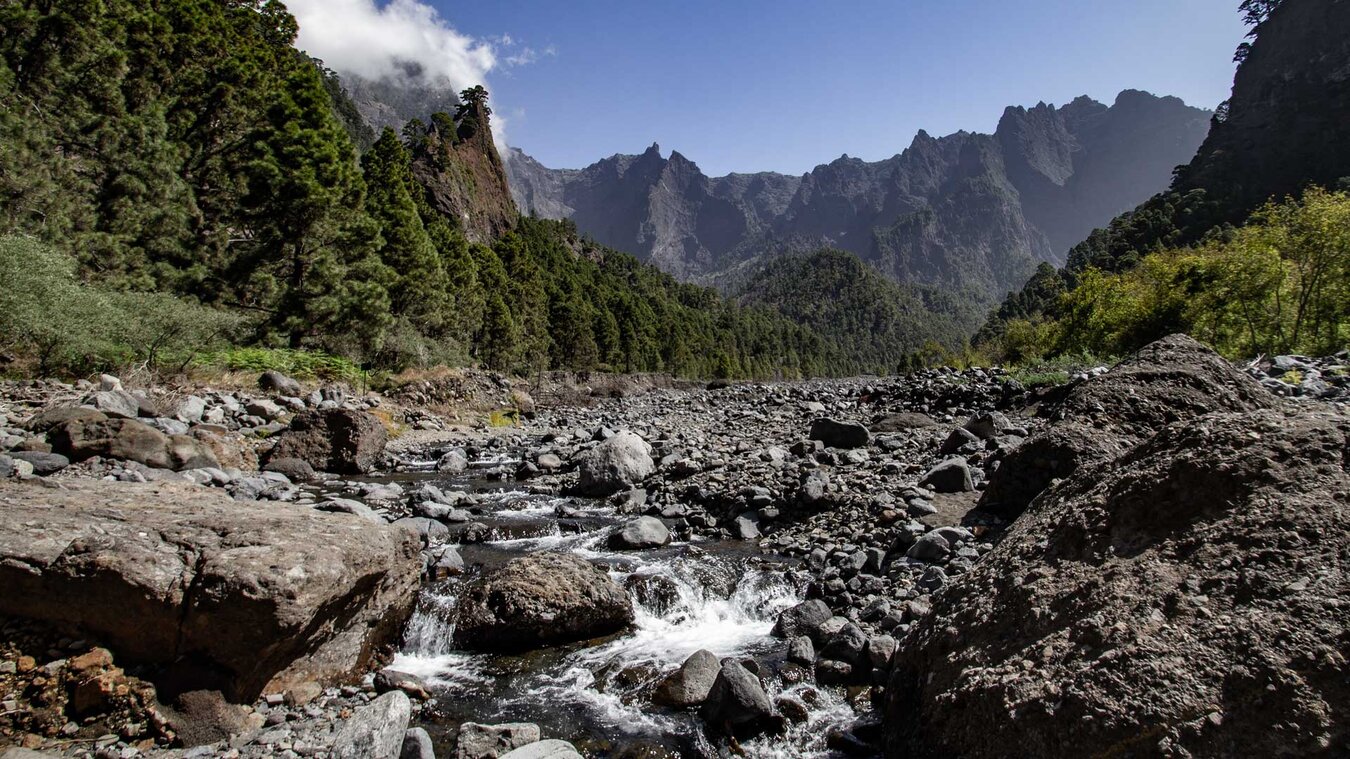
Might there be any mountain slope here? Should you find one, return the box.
[980,0,1350,350]
[736,249,977,374]
[508,91,1210,303]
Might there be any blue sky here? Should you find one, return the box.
[313,1,1249,176]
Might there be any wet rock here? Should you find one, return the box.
[497,740,583,759]
[918,458,974,493]
[776,695,810,724]
[576,430,654,496]
[808,418,871,449]
[456,722,541,759]
[454,553,634,651]
[331,691,411,759]
[437,449,469,473]
[653,649,720,707]
[429,545,466,578]
[258,370,303,397]
[402,727,436,759]
[771,599,832,641]
[699,660,782,738]
[0,479,421,702]
[375,669,432,701]
[265,408,388,475]
[787,636,815,666]
[608,516,671,549]
[624,573,682,615]
[814,659,854,685]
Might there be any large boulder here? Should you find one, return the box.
[699,660,782,738]
[0,480,422,702]
[456,722,541,759]
[47,414,218,471]
[978,335,1273,520]
[653,649,721,707]
[770,599,832,641]
[331,691,411,759]
[808,418,871,449]
[607,516,671,549]
[886,406,1350,758]
[453,553,634,651]
[575,430,654,496]
[497,741,583,759]
[265,408,388,474]
[258,370,303,397]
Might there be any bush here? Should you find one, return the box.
[1054,188,1350,359]
[192,347,368,385]
[0,236,243,376]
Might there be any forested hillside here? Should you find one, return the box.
[979,0,1350,361]
[0,0,835,380]
[736,249,978,374]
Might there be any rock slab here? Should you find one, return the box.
[887,347,1349,757]
[266,408,388,474]
[0,480,422,702]
[454,553,634,651]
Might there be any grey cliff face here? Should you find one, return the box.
[506,90,1210,303]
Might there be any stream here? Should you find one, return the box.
[338,454,869,758]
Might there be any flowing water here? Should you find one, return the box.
[361,458,867,757]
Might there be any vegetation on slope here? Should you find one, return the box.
[978,0,1350,361]
[0,0,836,380]
[736,249,979,374]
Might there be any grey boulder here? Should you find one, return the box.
[576,430,654,496]
[808,418,871,449]
[607,516,671,549]
[454,553,633,651]
[331,691,411,759]
[653,649,721,707]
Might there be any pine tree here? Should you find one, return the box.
[362,128,446,327]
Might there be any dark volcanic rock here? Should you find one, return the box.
[887,404,1349,756]
[0,480,422,702]
[48,415,217,471]
[454,553,634,651]
[266,408,388,475]
[771,599,832,641]
[653,649,721,707]
[699,660,782,738]
[809,418,871,449]
[978,334,1273,520]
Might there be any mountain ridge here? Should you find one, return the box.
[507,90,1211,304]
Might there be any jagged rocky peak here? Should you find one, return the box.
[504,89,1210,303]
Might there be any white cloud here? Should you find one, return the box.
[287,0,496,91]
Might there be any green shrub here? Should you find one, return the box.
[0,236,243,376]
[193,347,367,385]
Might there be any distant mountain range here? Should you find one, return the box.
[507,91,1212,305]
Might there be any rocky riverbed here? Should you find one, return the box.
[0,338,1346,758]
